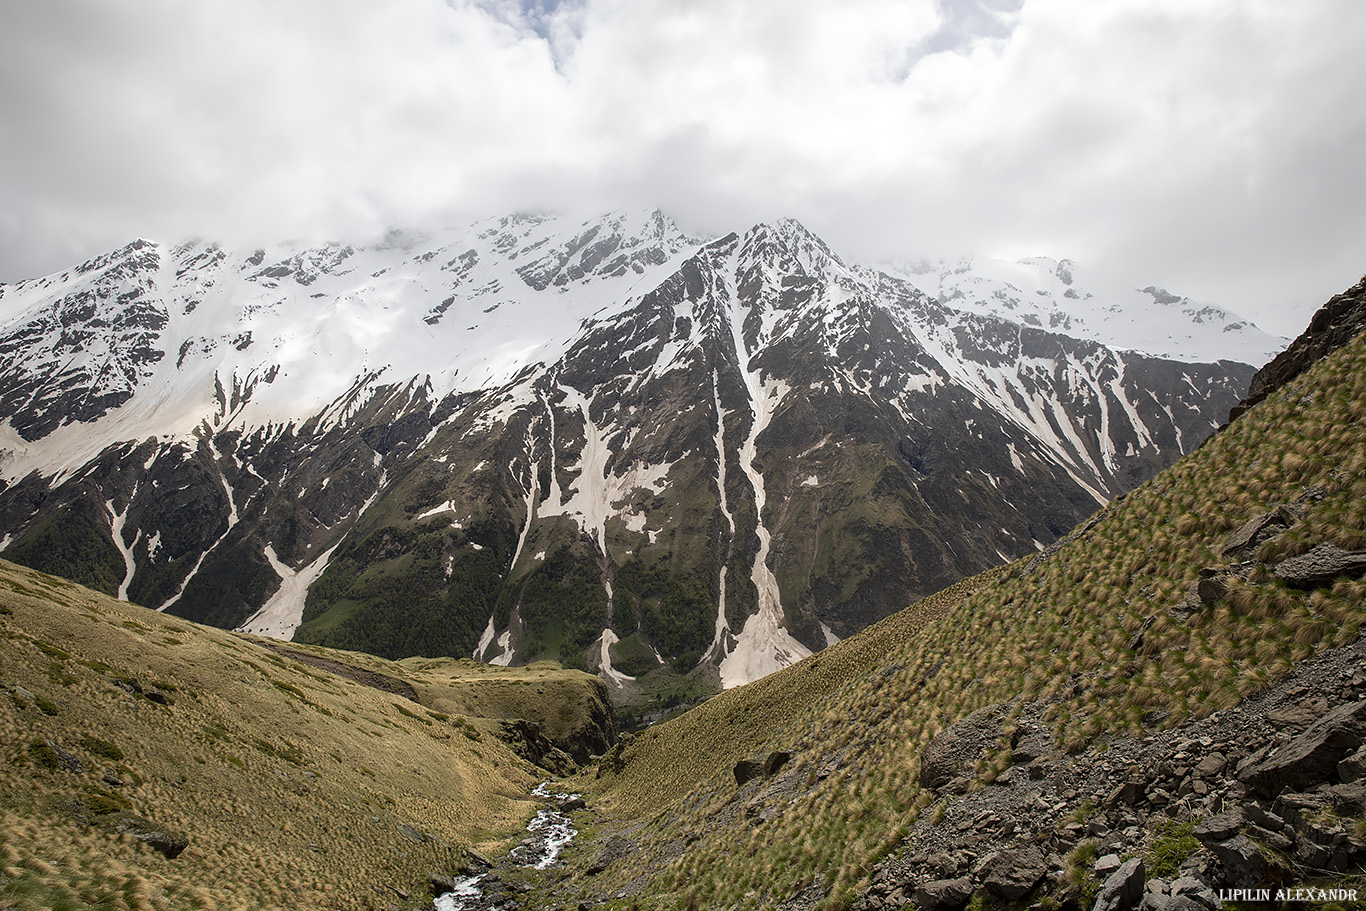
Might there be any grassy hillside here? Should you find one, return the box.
[566,310,1366,909]
[0,561,610,911]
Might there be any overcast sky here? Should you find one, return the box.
[2,0,1363,337]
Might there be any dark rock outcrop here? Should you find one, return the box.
[919,703,1009,790]
[734,750,796,786]
[1240,699,1366,796]
[1093,857,1144,911]
[978,845,1046,900]
[1230,274,1366,421]
[114,814,189,859]
[912,876,973,911]
[1273,544,1366,589]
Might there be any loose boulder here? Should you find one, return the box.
[1093,857,1145,911]
[919,703,1009,790]
[1240,700,1366,796]
[734,759,766,786]
[114,814,189,859]
[979,845,1047,900]
[913,876,974,911]
[1274,545,1366,588]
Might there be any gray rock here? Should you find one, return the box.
[979,845,1047,900]
[1192,808,1245,846]
[1095,853,1122,877]
[1192,753,1226,778]
[1338,745,1366,783]
[1221,507,1295,560]
[1106,780,1143,807]
[1208,834,1266,888]
[1326,778,1366,814]
[734,758,766,785]
[1169,875,1220,910]
[114,814,188,859]
[1267,697,1328,730]
[429,873,456,896]
[764,750,794,776]
[911,876,973,911]
[1240,699,1366,796]
[1093,857,1145,911]
[1194,571,1232,605]
[1274,544,1366,588]
[586,836,633,875]
[919,703,1009,790]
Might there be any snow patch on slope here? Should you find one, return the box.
[236,543,340,640]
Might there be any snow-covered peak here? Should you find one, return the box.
[879,254,1286,365]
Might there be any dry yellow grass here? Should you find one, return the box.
[0,560,603,910]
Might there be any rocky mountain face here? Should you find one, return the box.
[0,211,1268,697]
[535,275,1366,911]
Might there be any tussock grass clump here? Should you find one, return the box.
[575,328,1366,909]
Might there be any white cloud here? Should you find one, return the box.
[1,0,1362,338]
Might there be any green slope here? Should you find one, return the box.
[0,560,612,910]
[563,298,1366,909]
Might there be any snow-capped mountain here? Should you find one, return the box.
[0,211,1270,695]
[884,255,1286,364]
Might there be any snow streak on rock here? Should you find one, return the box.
[718,257,812,689]
[107,499,139,601]
[703,369,735,664]
[236,543,340,640]
[595,627,636,688]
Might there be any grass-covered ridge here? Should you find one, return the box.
[569,316,1366,909]
[0,561,609,910]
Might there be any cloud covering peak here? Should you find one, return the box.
[2,0,1363,336]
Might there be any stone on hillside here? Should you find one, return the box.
[1192,753,1226,778]
[1208,834,1266,887]
[733,750,795,785]
[586,836,633,875]
[1274,544,1366,588]
[979,845,1047,900]
[1106,779,1143,807]
[1240,700,1366,797]
[1267,698,1328,730]
[1192,808,1245,846]
[1169,875,1220,909]
[1194,569,1233,605]
[429,873,456,896]
[559,796,586,812]
[1338,745,1366,783]
[919,703,1008,790]
[1326,778,1366,814]
[1221,507,1295,560]
[38,739,84,774]
[1093,857,1145,911]
[1095,854,1122,877]
[734,758,766,786]
[114,814,188,859]
[763,750,793,776]
[912,876,974,911]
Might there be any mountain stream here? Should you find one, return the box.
[433,782,579,911]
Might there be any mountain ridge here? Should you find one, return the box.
[0,210,1269,700]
